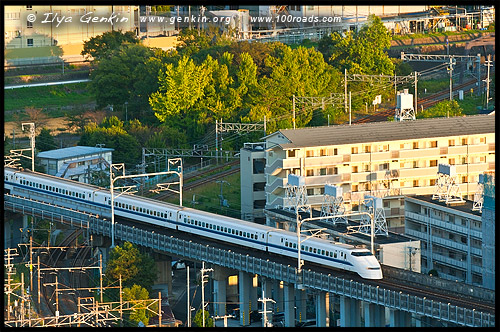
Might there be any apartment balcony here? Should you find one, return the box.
[303,155,343,167]
[488,161,495,170]
[303,174,343,186]
[406,229,482,256]
[351,170,390,183]
[343,154,351,163]
[431,252,467,270]
[488,142,495,151]
[399,147,440,159]
[405,212,482,239]
[370,151,393,162]
[468,144,489,154]
[399,167,437,178]
[448,145,468,155]
[455,163,489,173]
[351,152,370,163]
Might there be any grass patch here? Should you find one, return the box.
[4,82,95,113]
[457,94,491,114]
[165,172,241,218]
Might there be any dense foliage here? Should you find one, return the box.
[84,20,399,166]
[81,30,139,62]
[104,241,158,292]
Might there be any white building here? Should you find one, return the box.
[37,146,113,183]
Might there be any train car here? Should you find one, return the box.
[267,230,383,279]
[4,167,383,279]
[177,207,269,251]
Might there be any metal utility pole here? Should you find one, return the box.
[349,91,352,126]
[216,180,230,207]
[344,68,348,114]
[22,122,35,171]
[448,57,456,104]
[258,288,276,327]
[187,265,191,327]
[484,54,492,109]
[200,262,213,327]
[215,119,218,164]
[414,71,418,113]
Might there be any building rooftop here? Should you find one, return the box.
[37,146,114,160]
[406,194,482,217]
[269,114,495,149]
[266,208,414,245]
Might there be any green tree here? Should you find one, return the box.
[105,242,157,292]
[193,309,214,327]
[122,284,158,327]
[89,44,155,110]
[417,100,463,118]
[79,116,141,166]
[36,128,56,152]
[81,30,139,62]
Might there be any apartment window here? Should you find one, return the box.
[480,156,486,163]
[306,169,314,176]
[364,145,371,153]
[319,168,327,176]
[351,147,358,154]
[461,175,468,183]
[352,184,359,192]
[288,150,296,158]
[400,143,405,149]
[320,149,327,156]
[334,148,338,155]
[462,138,468,145]
[26,5,32,10]
[413,180,419,187]
[327,167,335,175]
[449,139,455,146]
[253,200,266,209]
[27,20,33,28]
[413,142,419,149]
[380,163,389,170]
[461,157,467,164]
[306,150,314,157]
[307,6,315,10]
[383,201,389,208]
[27,38,33,47]
[480,137,486,143]
[253,182,265,191]
[352,166,358,173]
[253,159,265,174]
[430,141,438,148]
[364,164,370,172]
[307,188,314,196]
[413,161,419,168]
[430,160,438,167]
[449,158,455,165]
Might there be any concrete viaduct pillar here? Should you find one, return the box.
[274,280,284,313]
[238,271,251,326]
[154,256,172,299]
[390,308,412,327]
[364,302,386,327]
[250,274,258,314]
[340,296,361,327]
[283,283,295,327]
[315,291,329,327]
[213,266,232,316]
[295,288,307,323]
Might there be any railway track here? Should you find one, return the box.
[353,75,491,124]
[152,160,240,200]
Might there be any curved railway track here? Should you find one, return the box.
[152,160,240,200]
[353,75,492,124]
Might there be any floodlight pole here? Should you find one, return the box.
[22,123,35,171]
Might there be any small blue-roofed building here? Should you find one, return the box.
[37,146,114,183]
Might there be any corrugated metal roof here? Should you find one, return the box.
[276,114,495,149]
[37,146,114,160]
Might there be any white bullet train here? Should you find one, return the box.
[4,167,382,279]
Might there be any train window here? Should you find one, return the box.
[293,243,296,249]
[239,231,242,236]
[202,222,205,227]
[301,245,304,250]
[334,252,337,258]
[321,250,325,256]
[281,238,283,243]
[313,248,317,254]
[224,227,227,232]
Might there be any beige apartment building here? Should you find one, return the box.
[240,114,495,231]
